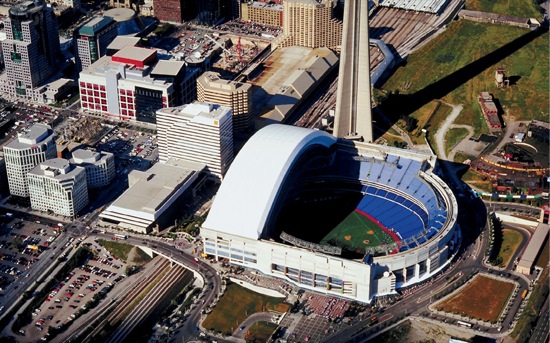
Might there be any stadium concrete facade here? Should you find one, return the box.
[201,124,459,303]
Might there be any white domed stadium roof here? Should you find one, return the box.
[203,124,337,240]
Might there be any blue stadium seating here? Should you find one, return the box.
[355,156,449,244]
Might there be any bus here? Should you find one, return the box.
[457,320,472,328]
[521,289,528,299]
[114,234,128,240]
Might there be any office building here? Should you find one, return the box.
[153,0,198,22]
[3,123,57,197]
[74,16,118,72]
[276,0,342,49]
[197,71,252,133]
[197,0,236,26]
[70,149,115,188]
[2,0,62,101]
[28,158,88,218]
[156,102,234,179]
[79,46,199,123]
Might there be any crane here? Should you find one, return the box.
[204,34,232,67]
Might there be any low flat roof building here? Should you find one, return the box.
[517,223,549,275]
[99,158,206,233]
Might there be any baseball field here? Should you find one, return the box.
[321,209,399,254]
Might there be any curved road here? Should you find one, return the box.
[434,103,463,161]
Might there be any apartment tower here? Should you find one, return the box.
[197,71,252,133]
[277,0,342,48]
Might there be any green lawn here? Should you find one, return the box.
[380,20,549,137]
[496,229,523,267]
[97,239,133,262]
[202,283,289,335]
[465,0,542,18]
[132,247,153,265]
[461,169,493,192]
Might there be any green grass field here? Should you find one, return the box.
[320,210,395,253]
[202,283,289,335]
[496,229,523,267]
[97,239,133,262]
[465,0,542,18]
[380,20,549,137]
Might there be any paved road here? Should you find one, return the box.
[434,103,463,161]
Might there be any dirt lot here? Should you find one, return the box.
[435,274,515,322]
[407,318,476,343]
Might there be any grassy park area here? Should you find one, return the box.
[435,274,514,322]
[245,321,278,343]
[495,229,523,267]
[465,0,542,18]
[445,128,470,157]
[379,20,549,139]
[202,282,289,336]
[97,239,133,262]
[461,169,493,192]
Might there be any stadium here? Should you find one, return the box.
[201,124,459,302]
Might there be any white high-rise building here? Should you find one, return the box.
[70,149,115,188]
[156,102,234,179]
[28,158,88,217]
[3,123,56,197]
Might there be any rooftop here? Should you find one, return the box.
[151,60,185,76]
[104,7,137,21]
[158,102,233,122]
[5,123,53,149]
[106,158,205,215]
[29,158,84,180]
[107,36,141,51]
[113,46,157,64]
[71,149,112,164]
[79,16,115,36]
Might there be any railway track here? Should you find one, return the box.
[107,264,191,343]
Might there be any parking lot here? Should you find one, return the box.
[22,239,128,342]
[0,217,62,295]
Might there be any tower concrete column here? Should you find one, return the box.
[333,0,373,142]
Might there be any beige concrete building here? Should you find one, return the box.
[276,0,342,49]
[197,72,252,133]
[241,1,283,27]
